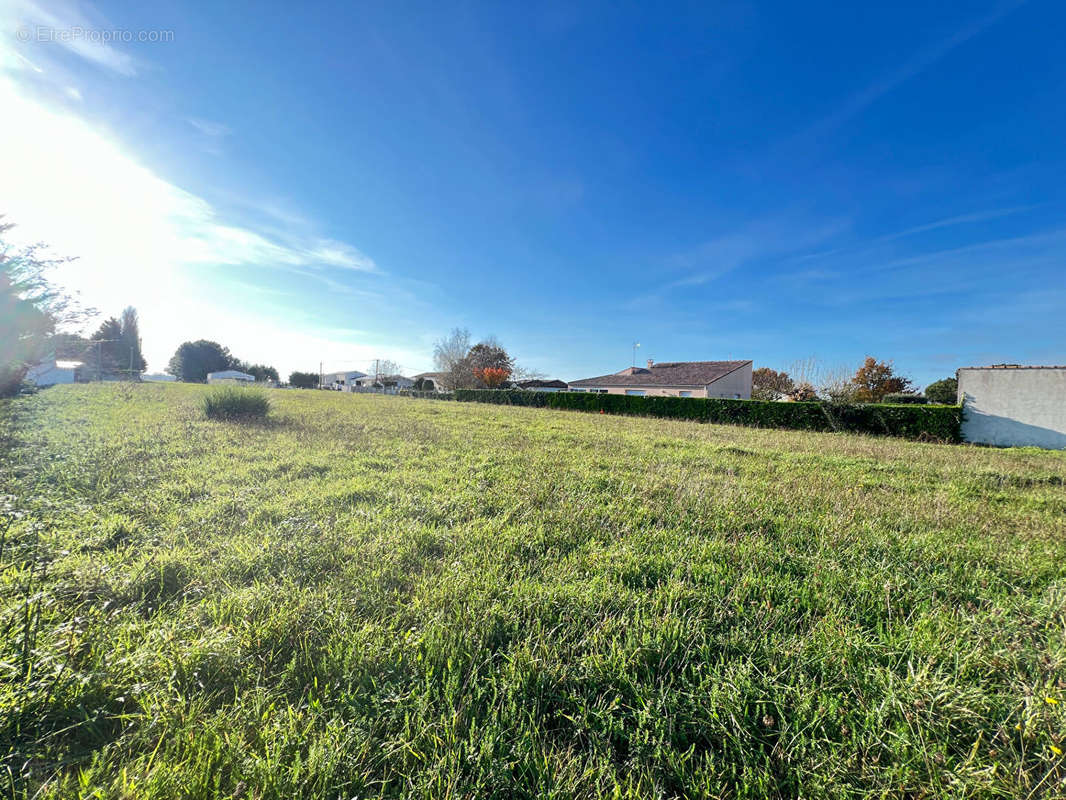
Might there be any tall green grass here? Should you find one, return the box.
[200,385,271,420]
[1,383,1065,798]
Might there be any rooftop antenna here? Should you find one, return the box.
[632,341,640,367]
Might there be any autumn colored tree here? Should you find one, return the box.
[475,366,511,388]
[850,357,913,403]
[787,382,818,402]
[751,367,794,401]
[466,342,513,373]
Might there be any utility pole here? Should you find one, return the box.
[319,361,323,390]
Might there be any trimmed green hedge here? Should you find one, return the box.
[455,389,962,442]
[881,392,929,405]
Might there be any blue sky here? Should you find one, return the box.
[2,0,1063,385]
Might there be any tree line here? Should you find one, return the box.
[165,340,278,384]
[752,358,957,404]
[427,327,539,390]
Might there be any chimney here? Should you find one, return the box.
[646,359,654,370]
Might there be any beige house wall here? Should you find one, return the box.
[597,385,703,397]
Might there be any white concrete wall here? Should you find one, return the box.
[958,368,1066,449]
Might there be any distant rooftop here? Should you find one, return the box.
[517,379,568,389]
[570,360,751,388]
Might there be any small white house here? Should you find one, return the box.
[206,370,256,385]
[321,370,368,390]
[26,359,83,386]
[958,365,1066,449]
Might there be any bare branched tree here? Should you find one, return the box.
[787,356,859,403]
[432,327,471,390]
[511,364,546,383]
[817,363,859,404]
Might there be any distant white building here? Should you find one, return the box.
[379,374,415,391]
[26,359,83,386]
[321,370,369,390]
[958,365,1066,449]
[207,370,255,385]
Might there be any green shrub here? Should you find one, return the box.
[455,389,962,442]
[200,386,271,420]
[925,377,958,404]
[881,392,929,404]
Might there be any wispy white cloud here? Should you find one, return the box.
[651,215,850,297]
[870,206,1035,244]
[787,205,1038,274]
[0,77,391,373]
[186,117,232,138]
[859,228,1066,275]
[305,240,380,272]
[3,0,139,76]
[796,1,1027,144]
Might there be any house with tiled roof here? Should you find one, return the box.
[568,360,752,399]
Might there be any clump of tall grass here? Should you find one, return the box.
[200,385,270,421]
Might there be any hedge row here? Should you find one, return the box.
[454,389,962,442]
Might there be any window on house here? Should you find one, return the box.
[679,391,692,398]
[571,388,586,393]
[625,389,646,396]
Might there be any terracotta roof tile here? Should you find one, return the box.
[569,360,751,388]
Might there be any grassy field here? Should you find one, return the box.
[3,383,1066,799]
